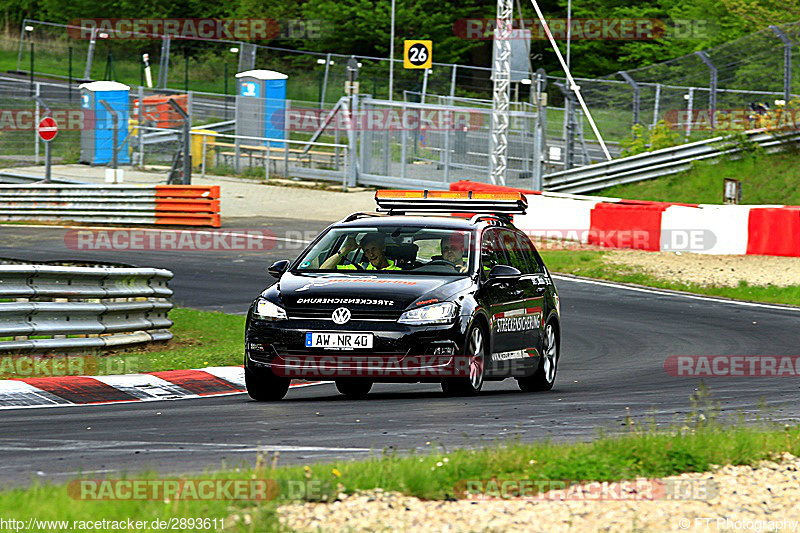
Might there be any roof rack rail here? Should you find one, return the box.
[469,213,512,225]
[339,212,386,223]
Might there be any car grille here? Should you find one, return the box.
[285,309,404,322]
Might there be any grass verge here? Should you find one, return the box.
[1,406,799,531]
[597,150,800,205]
[540,249,800,307]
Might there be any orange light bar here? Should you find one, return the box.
[374,189,527,215]
[375,190,524,201]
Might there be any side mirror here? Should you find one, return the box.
[488,264,521,280]
[267,259,290,279]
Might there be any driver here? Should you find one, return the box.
[321,233,401,271]
[440,236,468,273]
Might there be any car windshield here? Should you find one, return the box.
[294,226,472,275]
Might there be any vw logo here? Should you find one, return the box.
[331,307,351,325]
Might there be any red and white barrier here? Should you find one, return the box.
[450,181,800,257]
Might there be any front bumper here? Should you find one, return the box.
[245,317,468,381]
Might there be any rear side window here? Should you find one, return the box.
[498,229,532,274]
[513,231,543,274]
[480,229,509,278]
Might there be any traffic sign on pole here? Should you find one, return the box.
[38,117,57,183]
[38,116,58,142]
[404,40,432,69]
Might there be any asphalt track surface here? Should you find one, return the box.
[2,221,800,488]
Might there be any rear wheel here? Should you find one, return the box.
[245,364,291,401]
[335,379,373,399]
[517,322,558,392]
[441,324,485,396]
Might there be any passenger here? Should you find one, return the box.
[321,233,401,270]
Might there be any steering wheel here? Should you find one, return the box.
[425,259,460,271]
[339,252,365,271]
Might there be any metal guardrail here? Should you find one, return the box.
[0,170,86,185]
[543,130,800,194]
[0,265,174,353]
[0,184,221,226]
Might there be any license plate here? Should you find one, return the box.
[305,332,374,349]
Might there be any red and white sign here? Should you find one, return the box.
[37,116,58,142]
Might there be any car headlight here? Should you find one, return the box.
[398,302,457,325]
[254,298,287,320]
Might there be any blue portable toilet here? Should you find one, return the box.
[79,81,131,165]
[235,70,287,148]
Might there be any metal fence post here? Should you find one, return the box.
[618,71,640,125]
[695,51,717,128]
[158,35,171,89]
[770,26,793,104]
[421,69,429,104]
[320,53,331,107]
[137,85,144,167]
[84,28,98,80]
[652,83,662,127]
[34,83,40,165]
[685,87,695,141]
[450,64,457,98]
[16,19,27,73]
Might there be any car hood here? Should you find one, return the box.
[269,271,472,311]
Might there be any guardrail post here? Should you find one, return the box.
[770,26,793,104]
[684,87,695,141]
[618,71,640,125]
[99,99,119,169]
[695,51,717,129]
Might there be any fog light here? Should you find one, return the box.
[433,346,454,355]
[249,343,265,351]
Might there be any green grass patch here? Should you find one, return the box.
[541,249,800,307]
[598,150,800,205]
[114,308,246,373]
[1,401,799,531]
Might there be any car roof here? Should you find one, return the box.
[331,214,519,231]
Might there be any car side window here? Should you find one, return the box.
[498,229,530,274]
[480,229,509,278]
[513,231,543,274]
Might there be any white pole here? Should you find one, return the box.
[528,0,612,160]
[566,0,572,69]
[389,0,396,101]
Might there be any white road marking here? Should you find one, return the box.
[553,274,800,312]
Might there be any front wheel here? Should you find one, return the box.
[441,324,485,396]
[517,322,558,392]
[245,364,291,401]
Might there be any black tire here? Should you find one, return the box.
[441,323,486,396]
[517,321,558,392]
[335,379,373,399]
[245,364,291,401]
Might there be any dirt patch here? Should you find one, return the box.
[602,250,800,287]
